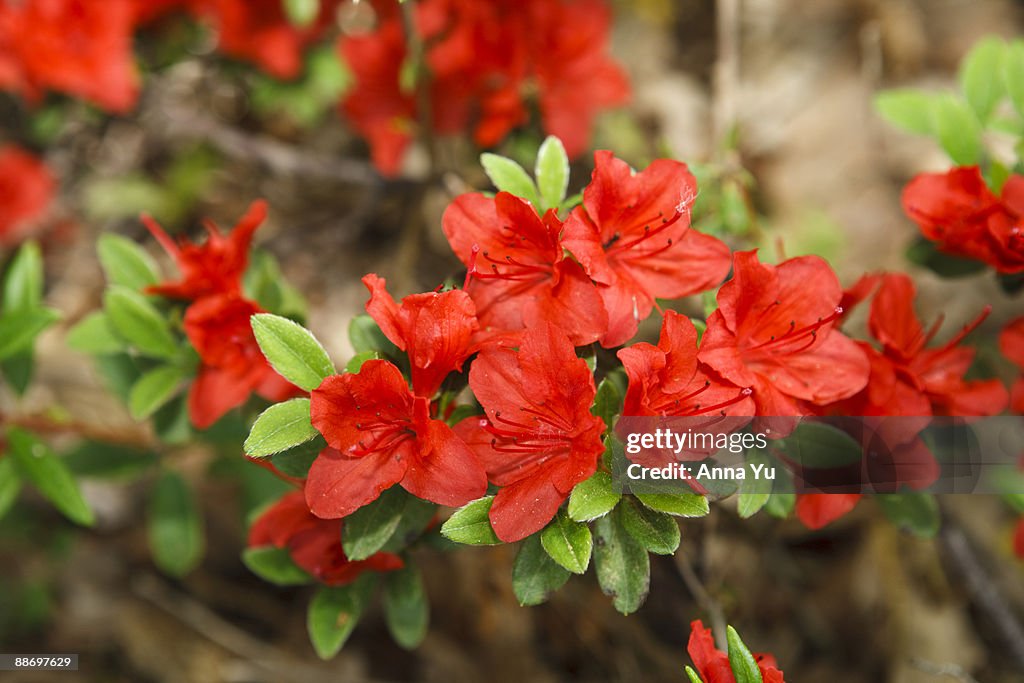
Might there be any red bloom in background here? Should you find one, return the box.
[618,311,752,418]
[443,191,608,345]
[249,491,403,585]
[143,200,266,301]
[339,0,628,175]
[902,166,1024,274]
[563,151,730,347]
[687,620,785,683]
[0,0,139,112]
[184,294,299,429]
[454,323,606,542]
[794,493,862,531]
[1015,518,1024,560]
[305,359,487,519]
[363,274,478,398]
[0,145,55,246]
[698,251,869,423]
[1000,317,1024,414]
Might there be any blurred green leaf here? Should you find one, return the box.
[97,234,160,291]
[0,308,59,360]
[7,428,94,527]
[243,546,313,586]
[383,564,429,650]
[307,576,374,659]
[934,94,983,165]
[270,435,324,479]
[726,625,764,683]
[2,241,43,312]
[148,470,204,577]
[959,36,1006,121]
[104,286,178,359]
[906,236,987,278]
[129,365,184,420]
[64,442,158,481]
[876,493,940,538]
[67,312,125,355]
[874,89,939,136]
[348,314,399,357]
[777,421,863,469]
[1004,40,1024,117]
[0,459,22,521]
[284,0,319,27]
[535,136,569,212]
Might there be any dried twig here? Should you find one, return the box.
[674,550,728,650]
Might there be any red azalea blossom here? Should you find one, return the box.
[143,200,267,301]
[902,166,1024,274]
[563,151,731,347]
[249,491,403,585]
[443,191,608,345]
[0,145,55,246]
[454,323,606,542]
[687,620,785,683]
[339,0,628,175]
[363,274,478,398]
[795,493,863,531]
[0,0,139,112]
[698,250,869,423]
[1000,317,1024,414]
[184,294,299,429]
[1015,518,1024,560]
[305,359,487,519]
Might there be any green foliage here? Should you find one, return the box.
[244,398,317,457]
[7,428,94,527]
[243,546,314,586]
[342,487,407,561]
[875,493,940,538]
[512,534,571,606]
[906,236,987,278]
[592,376,623,432]
[104,286,178,359]
[736,448,774,519]
[66,312,125,354]
[0,459,22,522]
[593,507,650,615]
[97,234,160,291]
[539,509,592,574]
[567,470,621,522]
[535,136,570,212]
[307,575,375,659]
[148,470,204,577]
[635,492,710,517]
[284,0,319,27]
[777,421,863,469]
[619,497,680,555]
[129,365,185,420]
[348,314,400,357]
[440,496,502,545]
[480,153,541,207]
[726,626,765,683]
[383,564,429,650]
[251,313,336,391]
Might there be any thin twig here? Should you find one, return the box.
[0,410,154,450]
[673,550,728,651]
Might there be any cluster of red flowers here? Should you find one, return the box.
[0,0,339,112]
[340,0,629,174]
[902,166,1024,274]
[687,620,785,683]
[0,145,54,246]
[144,201,299,429]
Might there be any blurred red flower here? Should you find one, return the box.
[902,166,1024,274]
[443,191,608,345]
[1000,316,1024,414]
[687,620,785,683]
[306,359,487,519]
[698,251,869,425]
[0,0,139,112]
[1015,518,1024,560]
[563,151,730,347]
[249,491,403,585]
[363,274,478,398]
[0,145,55,246]
[454,323,605,542]
[184,294,299,429]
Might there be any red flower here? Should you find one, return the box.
[687,620,785,683]
[902,166,1024,274]
[443,191,608,346]
[618,311,753,418]
[249,491,403,585]
[563,151,731,347]
[143,200,266,301]
[1000,317,1024,414]
[795,493,861,531]
[454,323,606,542]
[305,359,487,518]
[698,251,869,424]
[184,294,299,429]
[1015,518,1024,560]
[338,0,628,175]
[363,274,478,398]
[0,145,54,246]
[0,0,139,112]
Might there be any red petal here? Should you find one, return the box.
[1000,317,1024,368]
[305,446,409,519]
[188,364,253,429]
[795,493,861,530]
[1014,518,1024,560]
[868,273,924,359]
[401,418,488,507]
[488,473,565,542]
[310,361,415,453]
[248,491,314,547]
[686,620,735,683]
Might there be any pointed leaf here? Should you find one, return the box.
[685,666,704,683]
[348,314,399,356]
[270,435,325,479]
[7,428,93,526]
[874,89,938,135]
[244,398,317,458]
[512,533,570,606]
[959,36,1006,121]
[726,625,764,683]
[636,492,709,518]
[568,471,621,522]
[440,495,501,545]
[934,94,982,165]
[1004,41,1024,117]
[148,470,204,577]
[66,312,125,354]
[97,234,160,291]
[342,486,406,560]
[307,577,374,659]
[620,498,680,555]
[592,377,623,432]
[480,153,540,207]
[535,136,569,211]
[129,365,184,420]
[3,241,43,312]
[383,563,429,649]
[251,313,335,391]
[243,546,314,586]
[540,509,592,574]
[875,493,940,538]
[0,308,59,360]
[104,286,177,359]
[594,507,649,615]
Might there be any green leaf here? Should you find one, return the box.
[342,487,406,561]
[934,95,983,165]
[959,36,1006,121]
[270,435,325,479]
[252,313,335,391]
[348,314,399,356]
[736,449,773,519]
[1004,41,1024,117]
[440,496,502,545]
[0,458,22,521]
[244,398,317,458]
[148,470,204,577]
[874,89,939,135]
[777,421,863,469]
[685,666,704,683]
[104,286,178,359]
[307,577,374,659]
[0,308,59,360]
[512,533,571,606]
[64,442,158,480]
[875,493,940,538]
[345,350,378,373]
[535,136,570,211]
[383,564,429,649]
[97,234,160,291]
[243,546,313,586]
[480,153,540,207]
[381,497,438,553]
[726,625,764,683]
[620,498,680,555]
[568,470,621,522]
[66,312,125,354]
[636,492,709,518]
[7,428,94,527]
[129,365,184,420]
[593,508,650,615]
[1,352,34,396]
[592,376,623,432]
[540,509,592,574]
[906,236,988,278]
[284,0,319,28]
[2,241,43,312]
[764,493,795,519]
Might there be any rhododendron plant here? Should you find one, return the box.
[0,145,54,245]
